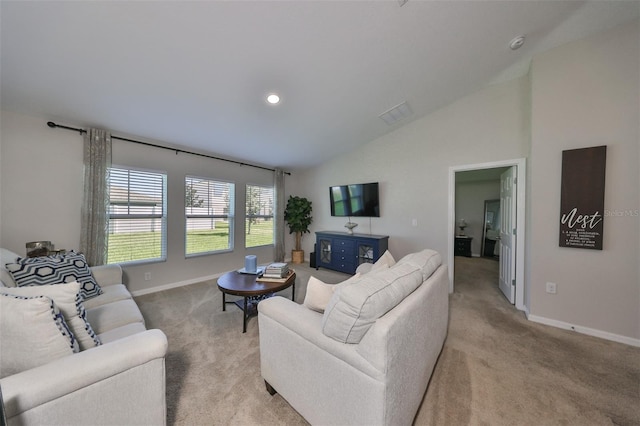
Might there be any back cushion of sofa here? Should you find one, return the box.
[395,249,442,281]
[321,262,423,344]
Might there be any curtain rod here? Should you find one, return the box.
[47,121,290,175]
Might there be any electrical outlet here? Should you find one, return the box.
[144,272,151,281]
[412,218,418,227]
[546,282,557,294]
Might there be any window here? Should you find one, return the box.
[107,167,167,264]
[185,176,235,256]
[245,184,274,248]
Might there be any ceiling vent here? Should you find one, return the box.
[379,101,413,126]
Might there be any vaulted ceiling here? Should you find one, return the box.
[2,1,638,170]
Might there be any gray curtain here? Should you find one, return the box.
[80,129,112,266]
[274,169,286,262]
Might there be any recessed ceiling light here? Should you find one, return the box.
[266,93,280,104]
[509,35,525,51]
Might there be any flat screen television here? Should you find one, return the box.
[330,182,380,217]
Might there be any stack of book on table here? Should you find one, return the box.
[263,262,289,278]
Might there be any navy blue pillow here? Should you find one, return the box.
[6,251,103,300]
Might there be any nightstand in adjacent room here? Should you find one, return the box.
[454,236,472,257]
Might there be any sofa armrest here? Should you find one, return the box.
[258,297,381,378]
[1,329,167,424]
[258,297,386,425]
[91,264,123,287]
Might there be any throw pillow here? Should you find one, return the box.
[303,273,361,313]
[1,282,101,350]
[0,293,78,378]
[371,250,396,272]
[6,251,102,300]
[0,248,20,287]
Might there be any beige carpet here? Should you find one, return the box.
[135,257,640,425]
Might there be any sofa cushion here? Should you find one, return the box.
[6,251,103,300]
[97,322,147,344]
[396,249,442,281]
[303,273,361,313]
[82,284,132,310]
[0,281,101,350]
[0,293,77,378]
[86,299,145,335]
[322,262,423,344]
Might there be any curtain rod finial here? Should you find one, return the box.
[47,121,56,128]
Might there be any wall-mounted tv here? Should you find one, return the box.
[330,182,380,217]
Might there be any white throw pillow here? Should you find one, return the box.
[371,250,396,272]
[303,273,362,313]
[0,293,77,378]
[0,282,101,350]
[0,248,19,287]
[303,276,334,313]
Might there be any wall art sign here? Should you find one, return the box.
[559,145,607,250]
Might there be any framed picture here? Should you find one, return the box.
[559,146,606,250]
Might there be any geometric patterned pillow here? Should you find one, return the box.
[5,251,102,300]
[0,293,78,378]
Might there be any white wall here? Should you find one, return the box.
[0,110,280,293]
[529,20,639,341]
[297,75,531,267]
[0,111,84,252]
[297,20,639,344]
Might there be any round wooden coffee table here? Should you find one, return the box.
[217,270,296,333]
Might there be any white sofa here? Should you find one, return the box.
[258,249,449,426]
[0,248,167,426]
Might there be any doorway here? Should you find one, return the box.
[448,158,526,311]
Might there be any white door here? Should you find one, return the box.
[499,167,517,304]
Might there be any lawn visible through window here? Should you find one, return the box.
[107,167,167,265]
[246,185,274,248]
[186,176,234,255]
[185,221,232,254]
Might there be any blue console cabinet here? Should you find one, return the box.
[315,231,389,274]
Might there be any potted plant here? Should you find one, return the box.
[284,195,313,264]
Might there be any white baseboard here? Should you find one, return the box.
[130,258,288,297]
[527,314,640,348]
[131,273,224,297]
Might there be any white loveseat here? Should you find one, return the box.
[258,249,449,426]
[0,248,167,425]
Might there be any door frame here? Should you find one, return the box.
[447,158,526,311]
